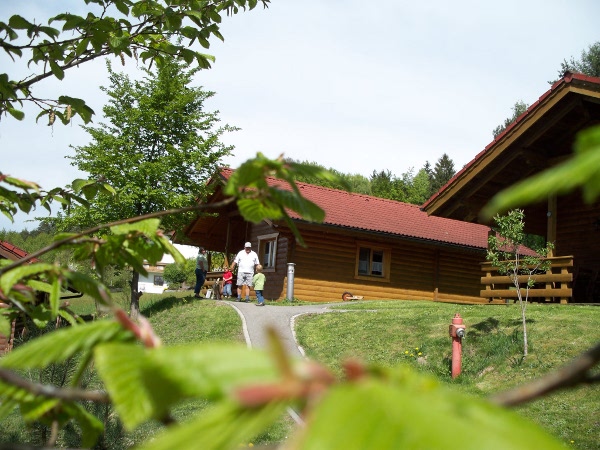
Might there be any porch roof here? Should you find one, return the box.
[421,72,600,223]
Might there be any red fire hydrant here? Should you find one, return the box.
[449,313,466,378]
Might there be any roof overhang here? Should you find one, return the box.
[422,73,600,224]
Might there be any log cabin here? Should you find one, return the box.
[422,72,600,304]
[183,169,497,304]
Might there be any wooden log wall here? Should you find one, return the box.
[248,222,291,301]
[557,194,600,268]
[258,226,485,303]
[557,194,600,303]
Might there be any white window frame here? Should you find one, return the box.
[257,232,279,273]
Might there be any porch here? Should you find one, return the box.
[480,256,574,304]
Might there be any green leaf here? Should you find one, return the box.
[0,263,55,294]
[49,277,60,318]
[51,194,69,206]
[25,280,53,297]
[101,182,117,195]
[270,188,325,222]
[49,60,65,80]
[7,107,24,120]
[57,95,95,123]
[29,305,53,329]
[0,320,133,369]
[294,378,565,450]
[146,344,279,400]
[94,343,160,429]
[141,401,286,450]
[20,397,59,422]
[74,36,90,55]
[159,236,185,265]
[94,342,280,429]
[288,161,352,190]
[237,198,283,223]
[71,178,94,193]
[4,176,40,191]
[0,315,12,337]
[0,397,18,422]
[8,15,32,30]
[63,401,104,447]
[63,271,113,305]
[38,26,60,39]
[114,0,130,16]
[82,183,100,200]
[110,218,161,236]
[57,309,79,326]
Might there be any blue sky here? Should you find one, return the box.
[1,0,599,230]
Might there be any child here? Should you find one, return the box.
[252,265,266,306]
[222,267,233,299]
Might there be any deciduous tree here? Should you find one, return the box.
[486,209,553,357]
[54,56,235,318]
[555,41,600,80]
[492,100,529,138]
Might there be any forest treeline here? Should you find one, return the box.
[288,152,456,204]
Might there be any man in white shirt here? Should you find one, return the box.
[230,241,259,302]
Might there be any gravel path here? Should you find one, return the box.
[220,299,337,357]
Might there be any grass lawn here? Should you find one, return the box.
[295,300,600,450]
[2,294,598,449]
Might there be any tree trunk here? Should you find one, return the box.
[520,296,529,357]
[130,270,141,320]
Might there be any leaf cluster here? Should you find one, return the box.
[224,153,350,245]
[0,0,270,123]
[0,175,115,226]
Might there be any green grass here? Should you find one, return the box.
[295,300,600,450]
[2,295,598,449]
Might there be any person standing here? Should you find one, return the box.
[253,264,266,306]
[222,266,233,298]
[194,247,208,298]
[231,242,259,302]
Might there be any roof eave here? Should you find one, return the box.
[422,72,600,218]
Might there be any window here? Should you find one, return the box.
[355,242,391,282]
[154,275,164,286]
[258,233,278,272]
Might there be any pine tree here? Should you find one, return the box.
[430,153,456,194]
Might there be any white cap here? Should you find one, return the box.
[244,242,252,247]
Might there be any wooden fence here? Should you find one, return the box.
[480,256,573,304]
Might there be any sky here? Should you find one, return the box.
[1,0,599,231]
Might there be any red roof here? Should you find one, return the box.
[219,168,491,250]
[0,241,39,262]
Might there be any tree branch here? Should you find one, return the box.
[0,196,236,274]
[490,341,600,407]
[0,367,109,403]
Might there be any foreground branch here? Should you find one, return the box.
[0,197,236,274]
[0,367,109,403]
[490,341,600,407]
